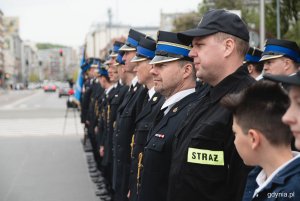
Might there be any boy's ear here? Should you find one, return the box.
[248,129,260,149]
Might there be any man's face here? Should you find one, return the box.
[263,57,286,75]
[108,66,119,83]
[189,35,224,86]
[88,68,96,78]
[150,60,184,98]
[232,117,255,166]
[98,76,105,88]
[282,86,300,149]
[107,57,116,66]
[134,60,152,85]
[122,51,137,73]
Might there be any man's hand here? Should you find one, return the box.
[127,190,130,198]
[99,146,104,157]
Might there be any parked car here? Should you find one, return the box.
[58,87,73,97]
[44,84,57,92]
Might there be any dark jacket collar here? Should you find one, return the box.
[209,66,254,103]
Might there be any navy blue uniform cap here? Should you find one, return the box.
[260,38,300,63]
[114,52,125,66]
[131,36,156,63]
[81,57,101,72]
[98,67,109,77]
[110,41,125,58]
[178,9,249,44]
[244,47,263,63]
[119,29,146,52]
[150,31,192,65]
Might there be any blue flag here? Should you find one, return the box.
[74,69,84,102]
[74,46,86,102]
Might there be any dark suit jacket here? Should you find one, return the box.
[101,83,128,166]
[129,92,165,201]
[167,67,255,201]
[112,82,147,200]
[137,92,198,201]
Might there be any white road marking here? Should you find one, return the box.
[0,118,84,136]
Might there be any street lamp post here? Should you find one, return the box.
[276,0,281,39]
[260,0,266,49]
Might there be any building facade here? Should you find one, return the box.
[0,10,5,87]
[85,23,159,59]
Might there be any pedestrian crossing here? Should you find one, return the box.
[0,117,84,136]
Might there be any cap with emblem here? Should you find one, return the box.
[81,57,100,72]
[90,58,101,68]
[264,71,300,86]
[244,47,263,63]
[98,67,109,77]
[131,37,156,63]
[119,29,146,52]
[178,9,249,44]
[149,31,192,65]
[114,52,125,66]
[110,41,125,58]
[260,39,300,63]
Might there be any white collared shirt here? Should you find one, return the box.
[253,151,300,198]
[131,76,138,87]
[113,82,118,88]
[148,87,156,100]
[256,73,263,81]
[161,88,195,115]
[105,85,114,95]
[119,79,123,86]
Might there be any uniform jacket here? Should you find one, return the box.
[87,81,104,127]
[167,67,255,201]
[129,92,165,201]
[96,90,109,148]
[242,157,300,201]
[113,82,147,200]
[81,78,93,123]
[101,83,128,166]
[137,92,198,201]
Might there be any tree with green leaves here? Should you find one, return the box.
[36,43,66,50]
[172,12,200,32]
[172,0,300,45]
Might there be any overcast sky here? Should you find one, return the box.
[1,0,201,47]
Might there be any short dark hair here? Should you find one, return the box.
[247,62,264,74]
[101,74,110,82]
[221,81,291,146]
[178,60,196,80]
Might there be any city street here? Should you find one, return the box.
[0,90,99,201]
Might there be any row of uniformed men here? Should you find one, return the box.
[79,8,300,201]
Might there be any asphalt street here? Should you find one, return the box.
[0,89,99,201]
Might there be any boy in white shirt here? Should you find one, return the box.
[221,81,300,201]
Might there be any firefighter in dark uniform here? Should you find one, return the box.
[112,29,148,201]
[100,41,128,191]
[137,31,199,201]
[167,9,255,201]
[127,37,165,201]
[86,58,105,169]
[260,38,300,76]
[244,47,263,80]
[80,58,95,125]
[96,66,113,161]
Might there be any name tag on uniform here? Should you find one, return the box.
[187,147,224,166]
